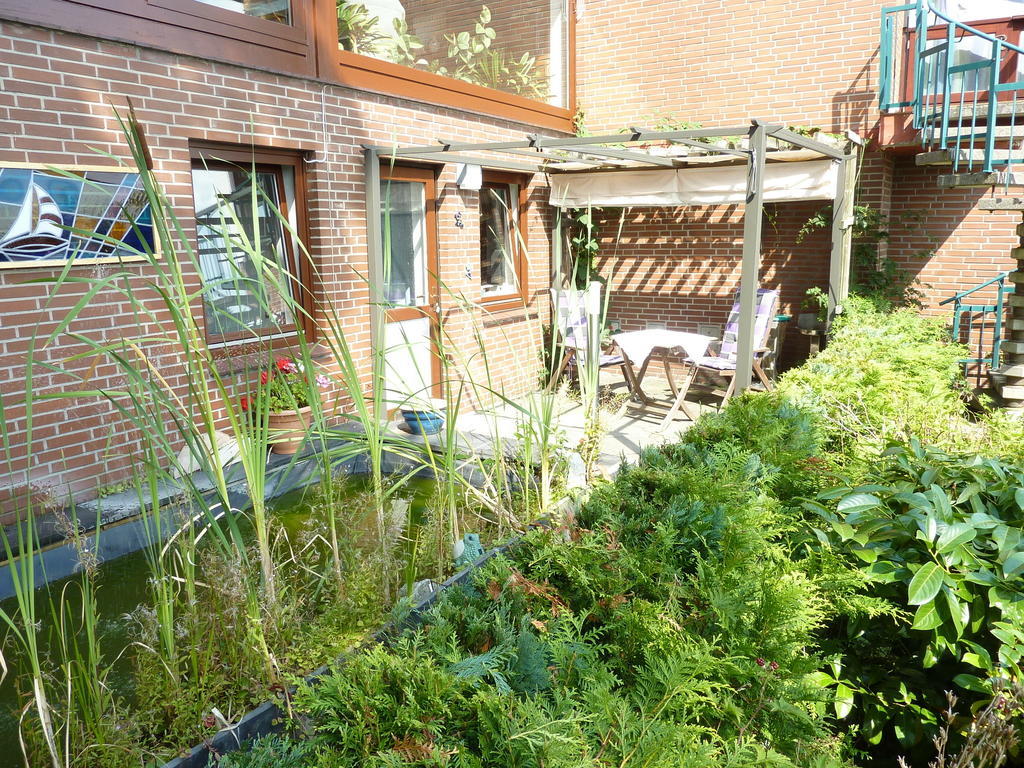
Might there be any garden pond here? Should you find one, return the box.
[0,474,440,761]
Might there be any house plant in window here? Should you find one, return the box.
[242,356,331,454]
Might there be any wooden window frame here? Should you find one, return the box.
[379,163,443,396]
[314,0,576,132]
[189,141,316,349]
[478,171,530,313]
[145,0,308,44]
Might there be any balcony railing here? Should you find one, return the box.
[879,0,1024,173]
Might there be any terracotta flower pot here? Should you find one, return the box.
[267,404,314,454]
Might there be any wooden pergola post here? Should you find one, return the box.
[829,141,859,322]
[735,121,768,392]
[363,146,386,421]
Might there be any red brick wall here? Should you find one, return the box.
[597,200,831,370]
[886,156,1018,312]
[575,0,882,136]
[0,19,553,519]
[575,0,1019,369]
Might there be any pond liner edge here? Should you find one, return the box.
[157,510,561,768]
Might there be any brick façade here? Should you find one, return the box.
[0,17,554,519]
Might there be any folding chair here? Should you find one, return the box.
[659,288,780,427]
[546,287,630,392]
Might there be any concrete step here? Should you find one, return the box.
[1001,340,1024,354]
[1007,293,1024,307]
[938,125,1023,141]
[932,101,1024,123]
[995,362,1024,377]
[917,149,1023,166]
[1001,384,1024,401]
[1008,271,1024,283]
[938,171,1024,188]
[981,198,1024,210]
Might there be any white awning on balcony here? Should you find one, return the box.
[547,159,838,208]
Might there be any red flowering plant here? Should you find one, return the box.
[239,356,330,414]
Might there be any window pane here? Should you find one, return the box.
[381,180,427,307]
[480,185,517,298]
[337,0,568,108]
[191,167,296,340]
[194,0,291,24]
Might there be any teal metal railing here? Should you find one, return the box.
[938,271,1011,367]
[880,0,1024,174]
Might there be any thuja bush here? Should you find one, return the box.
[779,296,968,458]
[294,395,856,767]
[288,383,1020,768]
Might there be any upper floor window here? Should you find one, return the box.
[189,144,312,344]
[933,0,1024,22]
[336,0,570,108]
[479,172,527,307]
[194,0,291,24]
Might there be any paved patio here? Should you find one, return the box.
[387,369,719,479]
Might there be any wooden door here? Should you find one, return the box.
[379,164,440,409]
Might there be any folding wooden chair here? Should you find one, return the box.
[659,289,780,428]
[546,287,631,392]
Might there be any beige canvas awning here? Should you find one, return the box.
[548,159,838,207]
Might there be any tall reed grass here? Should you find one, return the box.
[0,108,580,766]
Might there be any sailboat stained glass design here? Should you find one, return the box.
[0,166,154,266]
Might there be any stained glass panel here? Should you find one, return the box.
[0,166,155,267]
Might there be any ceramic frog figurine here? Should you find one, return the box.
[453,532,484,570]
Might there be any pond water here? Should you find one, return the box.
[0,474,437,761]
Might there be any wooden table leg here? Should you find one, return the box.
[615,348,653,415]
[659,362,698,430]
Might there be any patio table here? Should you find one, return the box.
[611,329,715,409]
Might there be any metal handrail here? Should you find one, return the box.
[940,272,1012,368]
[880,0,1024,174]
[938,270,1011,304]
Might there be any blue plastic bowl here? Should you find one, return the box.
[401,409,444,435]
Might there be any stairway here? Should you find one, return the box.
[880,0,1024,406]
[996,229,1024,411]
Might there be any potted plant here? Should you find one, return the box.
[399,396,446,436]
[241,356,331,454]
[798,286,828,331]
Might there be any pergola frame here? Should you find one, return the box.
[364,120,861,395]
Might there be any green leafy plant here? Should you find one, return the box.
[431,6,548,100]
[336,1,386,54]
[802,286,830,325]
[806,441,1024,755]
[240,356,330,414]
[797,203,928,308]
[336,2,425,66]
